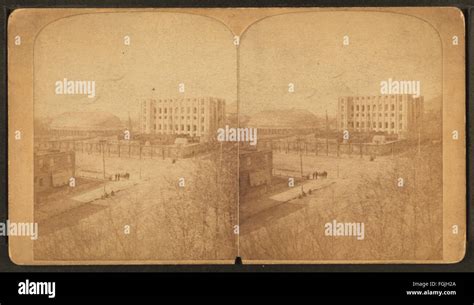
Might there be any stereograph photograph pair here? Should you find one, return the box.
[6,7,466,264]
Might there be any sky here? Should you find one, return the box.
[239,11,442,116]
[33,11,442,122]
[34,12,237,122]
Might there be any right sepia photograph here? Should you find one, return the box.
[237,9,463,263]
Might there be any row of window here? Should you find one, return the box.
[343,121,404,129]
[344,95,410,101]
[147,98,211,104]
[341,104,403,112]
[151,116,206,122]
[146,107,206,115]
[341,113,403,119]
[145,124,206,132]
[37,156,72,168]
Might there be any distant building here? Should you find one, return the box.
[247,108,319,136]
[34,150,75,193]
[337,94,424,137]
[239,148,273,197]
[140,97,225,141]
[49,112,124,138]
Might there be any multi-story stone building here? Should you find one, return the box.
[140,97,225,141]
[239,148,273,197]
[34,150,75,193]
[337,94,424,138]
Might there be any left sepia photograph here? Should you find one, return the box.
[9,10,238,263]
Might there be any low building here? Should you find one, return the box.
[49,112,124,138]
[246,108,319,136]
[34,150,75,193]
[239,148,273,197]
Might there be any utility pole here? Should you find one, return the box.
[139,145,142,180]
[325,110,329,156]
[300,141,304,178]
[99,140,106,194]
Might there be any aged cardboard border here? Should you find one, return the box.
[7,7,466,265]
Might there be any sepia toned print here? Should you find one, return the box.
[8,7,465,264]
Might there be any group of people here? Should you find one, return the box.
[307,170,328,180]
[109,173,130,181]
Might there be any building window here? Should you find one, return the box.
[379,122,382,128]
[385,122,388,128]
[391,104,395,111]
[391,122,395,129]
[246,157,251,166]
[39,178,43,187]
[187,125,190,131]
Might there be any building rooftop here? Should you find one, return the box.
[50,112,124,131]
[247,108,318,129]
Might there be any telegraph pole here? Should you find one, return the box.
[325,110,329,156]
